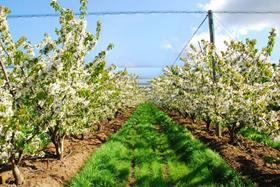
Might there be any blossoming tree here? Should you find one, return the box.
[150,29,278,144]
[0,0,143,184]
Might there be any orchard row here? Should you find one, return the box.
[149,29,279,144]
[0,0,143,184]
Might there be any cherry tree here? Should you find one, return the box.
[150,29,277,144]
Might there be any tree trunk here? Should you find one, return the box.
[11,159,24,185]
[16,150,24,164]
[229,123,243,145]
[215,124,222,137]
[190,113,196,123]
[49,127,65,160]
[229,129,237,145]
[206,122,210,131]
[228,125,239,145]
[54,136,65,160]
[205,116,211,131]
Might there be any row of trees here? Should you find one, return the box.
[150,29,279,145]
[0,0,143,184]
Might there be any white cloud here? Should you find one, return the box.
[185,21,241,52]
[162,43,173,50]
[188,31,231,52]
[200,0,280,33]
[160,39,177,51]
[160,37,181,51]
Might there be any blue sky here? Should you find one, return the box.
[1,0,280,83]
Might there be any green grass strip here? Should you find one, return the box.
[69,109,138,187]
[239,128,280,150]
[70,103,252,187]
[131,108,169,186]
[152,104,253,186]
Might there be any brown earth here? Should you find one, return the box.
[167,111,280,186]
[0,109,133,187]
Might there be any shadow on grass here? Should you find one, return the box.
[154,109,252,187]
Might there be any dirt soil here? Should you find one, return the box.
[167,111,280,186]
[0,109,133,187]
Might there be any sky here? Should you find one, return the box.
[1,0,280,84]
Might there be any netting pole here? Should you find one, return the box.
[208,10,221,137]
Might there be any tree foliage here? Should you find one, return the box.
[150,29,278,143]
[0,0,144,184]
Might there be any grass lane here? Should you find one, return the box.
[153,106,253,186]
[132,106,169,186]
[69,110,138,186]
[239,127,280,150]
[70,103,252,187]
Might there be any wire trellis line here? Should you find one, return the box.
[172,14,208,66]
[7,10,280,19]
